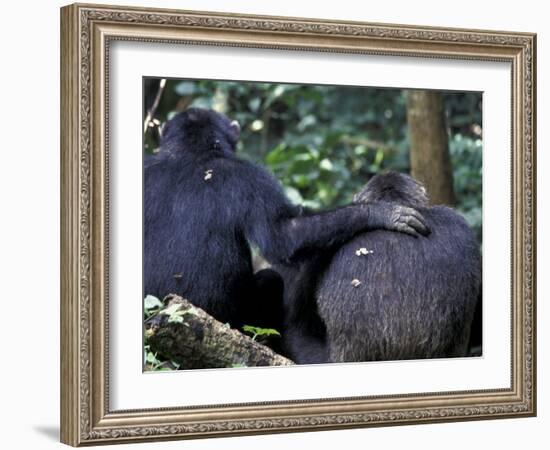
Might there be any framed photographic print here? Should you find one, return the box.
[60,3,537,446]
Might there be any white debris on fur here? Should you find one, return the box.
[355,247,374,256]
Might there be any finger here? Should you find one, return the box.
[403,215,429,236]
[397,206,430,236]
[396,223,420,238]
[401,206,428,225]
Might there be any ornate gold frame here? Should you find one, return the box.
[60,3,537,446]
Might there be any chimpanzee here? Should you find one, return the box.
[311,172,482,362]
[144,109,428,329]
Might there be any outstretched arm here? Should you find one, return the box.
[237,162,428,264]
[271,202,427,262]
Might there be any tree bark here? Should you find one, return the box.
[406,90,456,206]
[146,295,294,369]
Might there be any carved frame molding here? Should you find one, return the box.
[60,3,536,446]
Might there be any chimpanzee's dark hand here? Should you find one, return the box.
[367,201,430,237]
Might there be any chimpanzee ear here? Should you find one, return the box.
[230,119,241,137]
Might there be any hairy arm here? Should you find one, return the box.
[274,204,426,261]
[235,161,428,264]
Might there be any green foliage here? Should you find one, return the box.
[449,134,483,242]
[142,81,482,370]
[144,344,180,371]
[144,294,163,312]
[145,78,483,243]
[144,79,482,243]
[143,295,182,371]
[160,303,199,324]
[242,325,281,341]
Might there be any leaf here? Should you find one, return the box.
[144,295,163,311]
[242,325,281,338]
[174,81,196,96]
[161,303,199,324]
[256,328,281,337]
[248,98,261,112]
[297,114,317,132]
[319,158,334,171]
[284,186,304,205]
[190,97,213,109]
[242,325,257,334]
[264,143,288,165]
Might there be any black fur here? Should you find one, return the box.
[144,109,427,328]
[282,172,481,363]
[277,258,330,364]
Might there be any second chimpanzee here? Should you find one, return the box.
[281,172,481,363]
[144,109,428,329]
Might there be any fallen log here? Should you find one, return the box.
[145,294,294,369]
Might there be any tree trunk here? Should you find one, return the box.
[406,90,456,206]
[146,295,294,369]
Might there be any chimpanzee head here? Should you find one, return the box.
[160,108,241,154]
[353,171,429,208]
